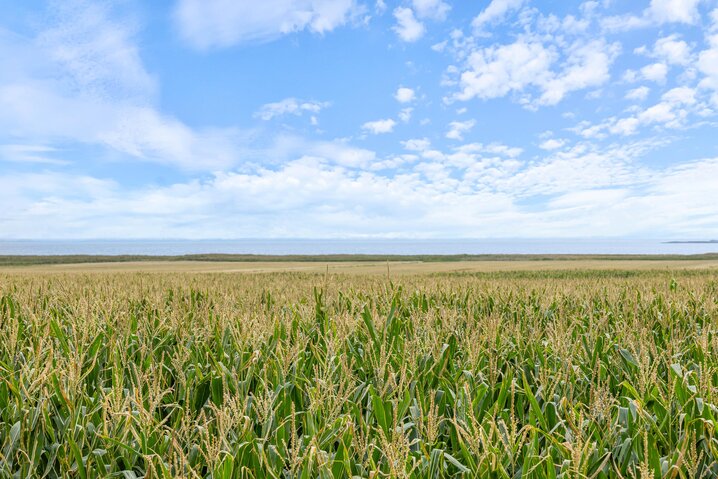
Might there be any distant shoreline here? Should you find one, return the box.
[665,240,718,244]
[2,253,718,266]
[3,239,718,257]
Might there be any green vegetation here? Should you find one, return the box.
[2,252,718,266]
[1,269,718,477]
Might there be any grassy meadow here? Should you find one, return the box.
[2,265,718,477]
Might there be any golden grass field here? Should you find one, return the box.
[3,257,718,274]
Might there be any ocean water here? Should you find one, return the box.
[0,239,717,256]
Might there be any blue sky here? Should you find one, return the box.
[1,0,717,239]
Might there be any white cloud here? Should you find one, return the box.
[0,144,68,165]
[622,69,639,83]
[3,0,718,240]
[452,37,619,107]
[446,119,475,140]
[362,118,396,134]
[38,2,156,101]
[653,35,692,65]
[0,78,250,171]
[0,161,517,239]
[697,34,718,89]
[640,63,668,83]
[625,86,650,101]
[431,40,448,52]
[538,40,620,106]
[0,81,111,141]
[98,106,245,170]
[603,0,703,31]
[539,138,565,150]
[395,87,416,103]
[412,0,450,20]
[6,148,718,239]
[648,0,703,25]
[472,0,524,29]
[254,98,328,120]
[402,138,430,151]
[578,86,699,137]
[501,141,656,196]
[391,1,449,43]
[661,86,696,105]
[174,0,359,49]
[637,102,676,124]
[305,139,377,167]
[393,7,425,42]
[398,107,413,123]
[0,1,250,171]
[609,117,641,136]
[453,40,554,101]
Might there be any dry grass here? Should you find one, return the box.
[2,258,718,274]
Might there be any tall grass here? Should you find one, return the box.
[1,270,717,477]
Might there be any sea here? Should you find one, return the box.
[0,239,717,256]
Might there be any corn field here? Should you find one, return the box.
[1,269,718,478]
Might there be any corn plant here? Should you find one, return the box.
[1,270,717,477]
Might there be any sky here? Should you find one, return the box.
[1,0,717,240]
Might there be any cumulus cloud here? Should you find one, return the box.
[640,63,668,83]
[401,138,430,151]
[453,40,554,101]
[576,86,700,137]
[395,87,416,103]
[362,118,396,134]
[412,0,451,21]
[652,35,693,65]
[539,138,565,150]
[648,0,703,25]
[603,0,704,31]
[254,98,329,120]
[661,86,696,105]
[538,40,620,106]
[3,0,718,240]
[304,139,377,167]
[697,32,718,90]
[625,86,650,101]
[446,119,475,140]
[451,37,619,107]
[393,7,425,42]
[472,0,524,29]
[398,107,413,123]
[6,147,718,239]
[174,0,359,49]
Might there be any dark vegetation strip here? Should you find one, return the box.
[1,252,718,266]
